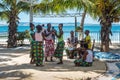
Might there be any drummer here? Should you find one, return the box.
[67,31,78,59]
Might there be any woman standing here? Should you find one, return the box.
[29,23,35,64]
[44,23,54,62]
[54,23,65,64]
[31,25,45,66]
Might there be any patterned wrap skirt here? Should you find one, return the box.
[74,59,92,67]
[30,42,34,58]
[31,41,44,65]
[54,41,65,59]
[45,40,54,57]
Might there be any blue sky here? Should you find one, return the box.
[0,0,119,25]
[18,12,99,24]
[18,12,120,24]
[1,11,120,25]
[0,12,99,24]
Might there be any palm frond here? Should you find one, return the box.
[17,1,30,13]
[0,11,9,20]
[0,0,10,11]
[34,0,66,14]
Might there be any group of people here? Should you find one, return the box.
[28,23,93,67]
[29,23,64,66]
[66,30,93,67]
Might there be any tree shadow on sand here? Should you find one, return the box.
[0,71,32,80]
[0,47,30,62]
[0,59,106,74]
[94,45,120,53]
[0,46,30,53]
[0,58,11,62]
[54,76,92,80]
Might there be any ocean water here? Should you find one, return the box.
[0,23,120,32]
[0,23,120,42]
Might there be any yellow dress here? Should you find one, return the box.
[85,35,91,49]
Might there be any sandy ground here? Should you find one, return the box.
[0,45,107,80]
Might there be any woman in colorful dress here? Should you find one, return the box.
[54,23,65,64]
[31,25,45,66]
[29,23,35,64]
[44,23,54,62]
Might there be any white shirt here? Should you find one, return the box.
[35,32,43,41]
[85,50,93,62]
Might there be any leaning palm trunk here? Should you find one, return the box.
[7,10,18,48]
[100,18,112,52]
[79,9,86,40]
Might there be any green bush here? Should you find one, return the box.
[16,30,32,46]
[75,27,82,32]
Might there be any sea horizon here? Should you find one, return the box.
[0,22,120,26]
[0,22,120,43]
[0,22,120,32]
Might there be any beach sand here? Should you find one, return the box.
[0,45,107,80]
[1,40,120,80]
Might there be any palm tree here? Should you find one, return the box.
[64,0,88,39]
[86,0,120,52]
[33,0,66,15]
[34,0,120,52]
[0,0,29,48]
[48,0,120,52]
[35,0,87,40]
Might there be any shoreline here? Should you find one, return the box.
[0,38,120,44]
[0,22,120,26]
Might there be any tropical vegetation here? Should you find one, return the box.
[86,0,120,51]
[0,0,29,47]
[0,0,120,52]
[37,0,120,52]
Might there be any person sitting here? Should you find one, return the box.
[74,44,93,67]
[66,31,78,59]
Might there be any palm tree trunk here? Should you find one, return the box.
[7,10,17,48]
[100,19,111,52]
[79,9,86,40]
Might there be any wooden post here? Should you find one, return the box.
[75,16,77,37]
